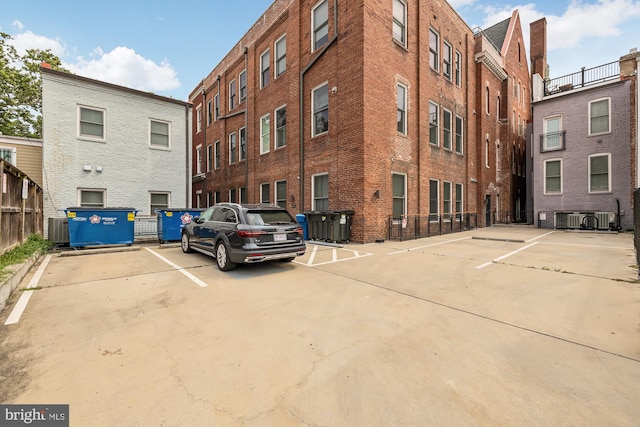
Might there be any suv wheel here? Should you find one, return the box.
[181,232,192,253]
[215,241,236,271]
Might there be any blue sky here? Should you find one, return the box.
[2,0,639,101]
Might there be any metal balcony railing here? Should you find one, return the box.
[544,61,619,96]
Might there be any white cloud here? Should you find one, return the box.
[12,20,24,30]
[10,30,66,57]
[68,46,181,93]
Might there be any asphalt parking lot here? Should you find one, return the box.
[1,226,639,426]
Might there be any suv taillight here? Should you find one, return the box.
[294,227,303,236]
[237,230,266,238]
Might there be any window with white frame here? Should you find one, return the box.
[429,179,439,221]
[442,109,452,150]
[214,140,220,169]
[392,0,407,46]
[229,80,236,110]
[196,105,202,133]
[0,147,16,165]
[485,87,490,115]
[543,115,563,151]
[260,49,270,88]
[229,132,237,164]
[589,98,610,135]
[260,114,270,154]
[150,192,169,214]
[443,181,452,220]
[275,35,286,77]
[239,70,247,103]
[79,106,105,139]
[275,106,286,148]
[397,83,407,134]
[392,173,406,217]
[240,187,247,204]
[214,94,220,121]
[229,188,237,203]
[455,51,462,86]
[79,189,105,208]
[260,183,271,203]
[443,41,452,80]
[196,144,203,174]
[429,102,439,145]
[544,159,562,194]
[150,120,170,148]
[312,0,329,51]
[589,153,610,192]
[485,138,489,168]
[455,115,463,154]
[455,183,463,220]
[429,29,439,71]
[207,144,212,171]
[313,173,329,210]
[239,127,246,161]
[276,180,287,209]
[207,100,213,125]
[312,83,329,136]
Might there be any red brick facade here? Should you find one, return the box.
[189,0,531,242]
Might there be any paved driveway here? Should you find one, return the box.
[1,227,639,426]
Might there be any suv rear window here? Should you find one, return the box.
[246,210,295,226]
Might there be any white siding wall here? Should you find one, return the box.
[42,71,190,237]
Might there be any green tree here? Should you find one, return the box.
[0,32,68,138]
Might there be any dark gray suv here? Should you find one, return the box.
[180,203,306,271]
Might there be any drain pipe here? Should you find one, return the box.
[299,0,338,209]
[244,47,249,201]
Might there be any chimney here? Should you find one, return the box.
[41,62,51,69]
[529,18,547,78]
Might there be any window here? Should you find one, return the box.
[276,180,287,209]
[485,87,490,115]
[0,147,16,165]
[229,132,237,164]
[229,80,236,110]
[392,173,406,217]
[214,140,220,169]
[207,100,213,125]
[443,109,452,150]
[312,0,329,51]
[275,35,286,77]
[544,159,562,194]
[229,188,237,203]
[239,70,247,103]
[240,187,247,204]
[196,191,202,209]
[150,192,169,214]
[260,183,271,203]
[312,83,329,136]
[214,191,220,204]
[196,105,202,133]
[239,127,246,161]
[79,189,104,208]
[455,51,462,86]
[443,181,451,220]
[455,115,463,154]
[455,183,463,220]
[207,192,213,207]
[443,41,452,80]
[79,106,105,139]
[589,154,610,192]
[260,114,270,154]
[429,29,439,71]
[542,115,563,151]
[589,98,610,135]
[429,179,439,221]
[207,144,213,171]
[196,145,203,174]
[260,50,270,88]
[392,0,407,46]
[214,94,220,121]
[397,83,407,134]
[275,106,286,148]
[150,120,170,148]
[429,102,439,145]
[485,138,489,168]
[313,173,329,210]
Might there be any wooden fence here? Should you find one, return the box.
[1,160,44,255]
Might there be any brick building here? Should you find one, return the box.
[189,0,531,242]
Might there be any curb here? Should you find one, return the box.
[0,252,43,313]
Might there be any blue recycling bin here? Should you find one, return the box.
[296,213,309,240]
[157,209,204,243]
[65,207,137,247]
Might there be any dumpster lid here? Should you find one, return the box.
[65,207,137,211]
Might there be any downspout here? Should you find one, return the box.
[202,86,207,207]
[637,53,640,189]
[244,47,249,201]
[299,0,338,209]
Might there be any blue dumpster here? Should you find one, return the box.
[65,207,137,247]
[157,209,204,243]
[296,213,309,240]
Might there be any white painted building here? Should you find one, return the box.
[41,66,192,237]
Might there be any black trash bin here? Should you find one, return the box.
[305,210,354,243]
[333,210,354,242]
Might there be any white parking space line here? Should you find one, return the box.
[475,242,539,269]
[298,244,373,267]
[4,254,53,325]
[387,236,472,255]
[145,248,208,287]
[527,231,555,242]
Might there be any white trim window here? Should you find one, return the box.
[312,0,329,52]
[442,109,452,150]
[275,34,286,78]
[214,94,220,121]
[455,51,462,86]
[260,114,270,154]
[275,105,286,148]
[214,140,220,170]
[229,79,236,110]
[443,41,452,80]
[429,28,439,71]
[543,115,563,151]
[239,127,246,161]
[207,100,213,125]
[0,146,17,165]
[229,132,237,164]
[260,183,271,203]
[196,144,203,174]
[429,179,439,221]
[589,153,611,193]
[196,105,202,133]
[149,119,170,149]
[455,183,463,220]
[79,188,105,208]
[312,173,329,211]
[589,97,611,135]
[239,70,247,103]
[455,115,463,154]
[150,192,170,214]
[397,83,407,135]
[312,83,329,137]
[207,144,213,171]
[443,181,452,220]
[78,105,105,140]
[260,49,270,88]
[229,188,237,204]
[392,0,407,46]
[429,102,439,146]
[544,159,562,194]
[276,180,287,209]
[392,173,406,217]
